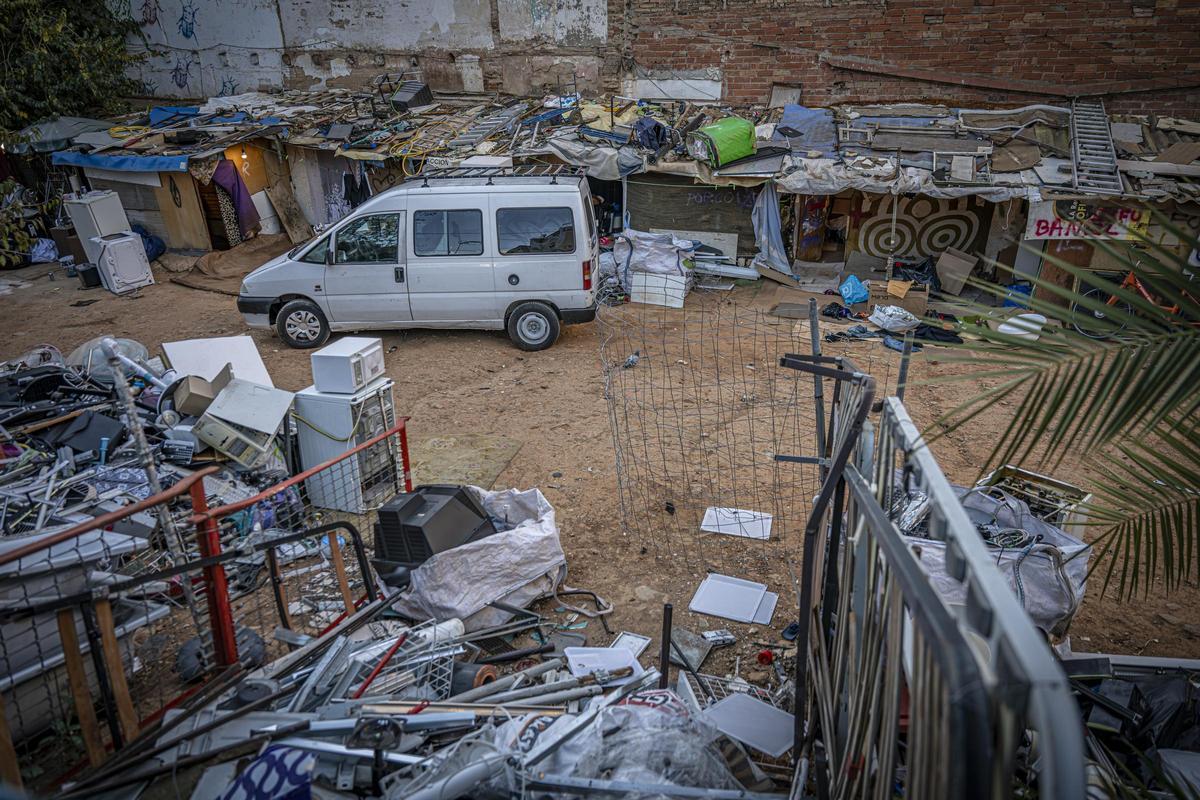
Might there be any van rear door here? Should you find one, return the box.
[490,191,583,310]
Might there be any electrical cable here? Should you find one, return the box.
[108,125,151,139]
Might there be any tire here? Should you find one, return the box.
[507,302,560,351]
[276,299,330,349]
[1071,287,1131,340]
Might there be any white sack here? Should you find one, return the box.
[387,486,567,631]
[868,304,921,332]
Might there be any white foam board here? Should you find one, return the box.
[702,692,795,757]
[689,573,777,624]
[701,507,772,540]
[163,335,273,387]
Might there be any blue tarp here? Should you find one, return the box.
[148,106,199,126]
[51,151,190,172]
[772,105,837,158]
[148,107,254,126]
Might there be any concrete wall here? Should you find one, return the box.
[129,0,608,98]
[128,0,286,98]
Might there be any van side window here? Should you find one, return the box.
[496,207,575,255]
[413,210,484,256]
[300,236,329,264]
[335,214,400,263]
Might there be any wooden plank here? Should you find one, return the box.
[1152,141,1200,165]
[224,144,270,195]
[93,599,139,744]
[1117,159,1200,176]
[153,172,212,251]
[262,150,313,244]
[56,610,106,767]
[770,302,809,319]
[1037,239,1092,308]
[327,534,357,616]
[756,264,802,288]
[870,132,991,154]
[0,694,22,789]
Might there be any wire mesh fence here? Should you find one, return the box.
[597,294,911,587]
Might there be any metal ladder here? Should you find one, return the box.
[447,102,529,148]
[1071,98,1124,195]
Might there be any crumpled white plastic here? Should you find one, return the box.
[868,304,921,332]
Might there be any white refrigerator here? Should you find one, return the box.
[294,377,401,513]
[64,191,131,263]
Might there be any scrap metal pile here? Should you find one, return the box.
[0,334,797,799]
[48,601,794,799]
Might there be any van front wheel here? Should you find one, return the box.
[277,299,331,349]
[507,303,560,351]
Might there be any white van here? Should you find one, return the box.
[237,167,598,351]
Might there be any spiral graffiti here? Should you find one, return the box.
[853,196,983,258]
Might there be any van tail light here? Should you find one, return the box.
[582,259,592,291]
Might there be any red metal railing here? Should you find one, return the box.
[0,419,412,790]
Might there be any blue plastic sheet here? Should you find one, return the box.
[52,151,190,172]
[751,182,791,274]
[148,106,199,126]
[772,105,837,158]
[839,275,869,305]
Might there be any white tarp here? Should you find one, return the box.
[387,487,569,631]
[611,228,694,289]
[776,156,1031,201]
[544,134,645,180]
[916,488,1089,638]
[750,182,791,274]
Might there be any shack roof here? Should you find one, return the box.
[45,87,1198,207]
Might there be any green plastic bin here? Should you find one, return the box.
[686,117,755,168]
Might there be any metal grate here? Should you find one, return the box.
[1071,98,1124,195]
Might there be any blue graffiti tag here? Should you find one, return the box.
[177,1,198,38]
[171,56,193,89]
[139,0,163,26]
[219,76,239,96]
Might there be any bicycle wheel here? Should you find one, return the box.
[1071,287,1131,339]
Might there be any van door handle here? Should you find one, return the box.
[394,267,405,283]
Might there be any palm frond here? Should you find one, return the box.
[924,211,1200,596]
[931,264,1200,468]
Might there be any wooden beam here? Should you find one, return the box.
[327,534,357,616]
[56,610,106,767]
[93,599,139,744]
[1117,159,1200,176]
[0,694,23,789]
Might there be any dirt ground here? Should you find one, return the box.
[2,259,1197,687]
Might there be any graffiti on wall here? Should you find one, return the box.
[850,194,990,259]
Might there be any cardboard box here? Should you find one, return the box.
[867,282,929,316]
[50,226,88,266]
[936,247,978,296]
[174,363,234,417]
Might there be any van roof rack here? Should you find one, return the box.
[415,164,585,187]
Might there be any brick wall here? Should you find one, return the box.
[608,0,1200,114]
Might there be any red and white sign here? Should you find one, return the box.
[1025,200,1150,240]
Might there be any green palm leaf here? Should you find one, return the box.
[926,212,1200,596]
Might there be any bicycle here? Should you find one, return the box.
[1070,264,1197,339]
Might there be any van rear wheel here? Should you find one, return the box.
[507,302,559,351]
[277,299,330,349]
